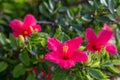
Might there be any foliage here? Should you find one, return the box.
[0,0,120,80]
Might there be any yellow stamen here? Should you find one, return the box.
[63,45,69,53]
[30,26,33,32]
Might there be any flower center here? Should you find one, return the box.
[63,56,69,60]
[62,45,70,60]
[23,30,28,35]
[92,45,98,50]
[63,45,69,53]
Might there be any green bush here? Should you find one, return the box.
[0,0,120,80]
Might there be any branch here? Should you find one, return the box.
[37,21,54,25]
[67,0,88,8]
[37,20,59,37]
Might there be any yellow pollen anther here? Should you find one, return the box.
[63,45,69,53]
[24,31,28,35]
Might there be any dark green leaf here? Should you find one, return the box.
[0,61,8,72]
[12,63,26,78]
[108,0,115,14]
[19,51,31,67]
[26,73,36,80]
[89,69,108,79]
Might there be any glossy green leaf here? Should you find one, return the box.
[100,0,107,6]
[0,33,7,45]
[0,61,8,72]
[26,73,36,80]
[108,66,119,74]
[89,69,108,79]
[49,0,54,10]
[19,51,31,67]
[67,10,73,20]
[12,63,26,78]
[108,0,115,14]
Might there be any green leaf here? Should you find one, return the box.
[81,14,92,21]
[9,34,17,48]
[112,60,120,65]
[107,14,116,21]
[12,63,26,78]
[62,32,70,42]
[108,66,119,74]
[19,51,31,67]
[117,6,120,16]
[26,73,36,80]
[52,70,67,80]
[91,61,100,67]
[67,10,73,20]
[49,0,54,10]
[0,33,7,45]
[71,24,82,32]
[17,35,25,47]
[108,0,115,14]
[86,74,94,80]
[76,71,84,80]
[89,69,108,79]
[43,2,52,13]
[100,0,107,6]
[96,16,109,22]
[102,61,112,67]
[0,61,8,72]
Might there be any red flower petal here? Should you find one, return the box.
[45,52,61,63]
[23,14,37,28]
[72,51,88,62]
[33,25,41,32]
[48,38,63,52]
[97,30,113,45]
[9,19,23,32]
[58,60,75,69]
[64,36,82,53]
[86,28,97,43]
[106,44,117,55]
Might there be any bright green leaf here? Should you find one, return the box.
[108,66,119,74]
[117,6,120,16]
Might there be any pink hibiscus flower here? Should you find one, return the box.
[103,23,115,44]
[45,37,88,69]
[86,28,117,55]
[103,23,113,31]
[9,14,41,38]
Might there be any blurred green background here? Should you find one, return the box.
[1,0,120,38]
